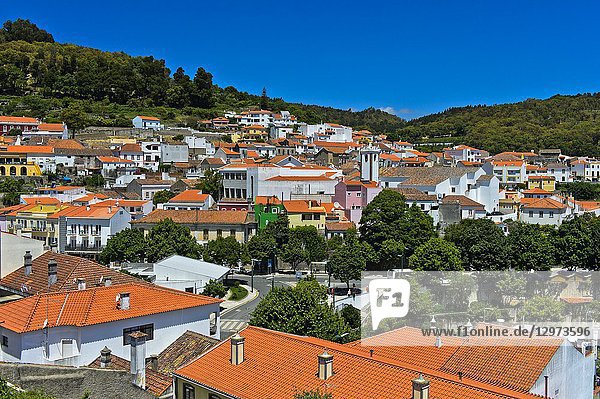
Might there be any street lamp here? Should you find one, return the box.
[250,259,258,293]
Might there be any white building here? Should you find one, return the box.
[123,255,230,294]
[126,179,173,201]
[444,145,489,163]
[162,190,214,210]
[22,123,68,139]
[570,158,600,182]
[140,141,162,171]
[132,116,162,130]
[184,136,216,158]
[269,126,293,140]
[31,186,87,203]
[0,233,45,279]
[161,142,189,164]
[237,110,274,127]
[519,198,571,226]
[298,123,353,143]
[115,143,144,168]
[0,283,221,367]
[57,205,132,256]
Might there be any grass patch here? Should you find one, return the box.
[229,285,249,301]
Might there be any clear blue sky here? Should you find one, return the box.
[3,1,600,119]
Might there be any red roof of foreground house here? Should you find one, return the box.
[120,143,142,152]
[168,190,211,203]
[441,195,485,209]
[349,326,563,393]
[0,251,143,296]
[0,116,39,124]
[0,282,221,333]
[175,326,543,399]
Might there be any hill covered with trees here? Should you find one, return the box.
[393,94,600,156]
[0,19,405,133]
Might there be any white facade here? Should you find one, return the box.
[547,163,573,183]
[0,232,45,278]
[184,136,215,156]
[161,143,189,164]
[26,154,57,173]
[132,116,162,130]
[0,304,219,367]
[490,161,527,184]
[360,146,380,183]
[31,187,87,203]
[141,141,161,171]
[270,126,292,140]
[519,204,571,226]
[298,123,353,143]
[237,111,274,127]
[60,208,132,253]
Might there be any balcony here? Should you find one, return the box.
[65,244,102,252]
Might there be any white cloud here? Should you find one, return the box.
[378,106,413,116]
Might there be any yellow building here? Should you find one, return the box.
[527,175,555,192]
[0,153,42,176]
[283,200,343,232]
[4,201,69,247]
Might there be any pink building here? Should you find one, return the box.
[333,180,382,225]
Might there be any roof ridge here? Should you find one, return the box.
[244,327,541,399]
[23,295,42,333]
[80,289,96,326]
[57,255,87,292]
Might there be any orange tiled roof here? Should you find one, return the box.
[48,205,124,219]
[522,188,551,195]
[37,123,64,132]
[0,282,221,333]
[6,145,54,154]
[97,156,133,163]
[283,200,327,214]
[47,139,84,149]
[120,143,142,152]
[441,195,485,209]
[20,196,61,205]
[175,326,543,399]
[132,209,249,225]
[168,190,210,203]
[521,198,566,210]
[136,115,160,121]
[493,160,524,167]
[0,116,39,124]
[36,185,84,192]
[527,175,555,180]
[254,195,282,205]
[576,200,600,211]
[91,199,149,208]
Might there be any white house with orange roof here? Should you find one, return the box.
[488,160,527,184]
[56,205,132,256]
[22,122,68,139]
[0,116,39,134]
[237,110,275,127]
[298,122,353,143]
[520,197,572,225]
[570,157,600,182]
[5,145,56,173]
[32,186,87,202]
[162,190,215,210]
[132,115,162,130]
[0,282,221,367]
[444,144,489,164]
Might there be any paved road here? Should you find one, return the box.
[219,273,359,339]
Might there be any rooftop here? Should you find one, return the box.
[168,190,211,203]
[132,209,250,225]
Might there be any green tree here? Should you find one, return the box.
[409,238,462,271]
[281,226,326,271]
[60,103,89,131]
[203,236,242,267]
[152,190,175,205]
[0,19,54,43]
[519,296,565,322]
[264,214,290,248]
[339,305,361,329]
[247,230,277,266]
[82,174,105,189]
[378,239,405,270]
[554,214,600,270]
[0,178,26,206]
[195,169,222,201]
[359,190,435,265]
[100,228,147,264]
[145,218,202,262]
[505,222,555,270]
[329,230,372,290]
[250,279,351,342]
[260,87,269,110]
[202,279,227,298]
[445,219,507,271]
[191,67,214,108]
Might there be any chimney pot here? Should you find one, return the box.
[86,205,90,211]
[412,374,430,399]
[100,346,112,368]
[148,354,159,371]
[48,259,58,286]
[24,251,33,276]
[77,278,86,290]
[129,332,147,388]
[104,276,112,287]
[317,350,334,380]
[230,333,245,365]
[118,292,130,310]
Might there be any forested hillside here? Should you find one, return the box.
[395,95,600,156]
[0,19,405,133]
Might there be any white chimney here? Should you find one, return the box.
[230,333,245,365]
[48,259,58,286]
[118,292,130,310]
[24,251,33,276]
[129,331,147,388]
[412,374,430,399]
[77,278,86,290]
[100,346,112,368]
[104,276,112,287]
[86,205,90,211]
[317,351,334,380]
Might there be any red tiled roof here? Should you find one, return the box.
[136,115,160,121]
[120,143,142,152]
[441,195,485,209]
[20,197,61,205]
[527,175,555,180]
[47,139,84,149]
[132,209,249,225]
[254,195,282,205]
[521,198,566,210]
[0,251,143,296]
[97,156,133,163]
[37,123,65,132]
[169,190,210,203]
[493,161,524,167]
[175,326,543,399]
[0,116,39,124]
[0,282,221,333]
[6,145,54,154]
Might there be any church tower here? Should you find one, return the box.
[360,146,380,183]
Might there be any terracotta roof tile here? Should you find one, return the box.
[168,190,210,203]
[0,116,39,124]
[132,209,249,225]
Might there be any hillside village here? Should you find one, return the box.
[0,109,598,399]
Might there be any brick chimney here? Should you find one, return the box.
[230,333,245,365]
[129,331,147,388]
[100,346,112,368]
[412,374,430,399]
[47,259,58,286]
[317,351,334,380]
[24,251,32,276]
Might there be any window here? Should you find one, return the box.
[61,339,75,358]
[183,384,195,399]
[1,335,7,347]
[123,324,154,345]
[549,211,554,218]
[451,187,456,193]
[529,211,534,218]
[217,229,222,238]
[185,287,194,293]
[203,229,209,240]
[356,192,362,197]
[230,229,236,237]
[539,211,544,218]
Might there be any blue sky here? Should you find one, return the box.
[3,1,600,119]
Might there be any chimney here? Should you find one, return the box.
[317,351,334,380]
[118,292,130,310]
[108,206,113,213]
[48,259,57,286]
[148,354,159,371]
[104,276,112,287]
[412,374,430,399]
[86,205,90,211]
[77,278,86,290]
[230,333,245,365]
[24,251,32,276]
[100,346,112,368]
[129,331,147,388]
